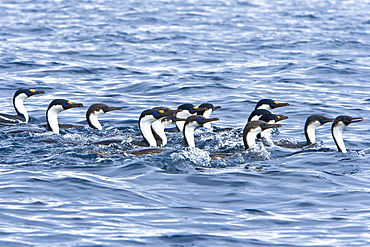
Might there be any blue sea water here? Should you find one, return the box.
[1,0,370,246]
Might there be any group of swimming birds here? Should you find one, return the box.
[0,89,364,155]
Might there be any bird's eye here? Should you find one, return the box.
[260,123,266,128]
[102,107,107,111]
[62,102,67,106]
[319,118,324,122]
[197,117,202,122]
[342,117,349,122]
[25,91,31,95]
[153,112,159,117]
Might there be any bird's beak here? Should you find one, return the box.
[273,102,290,108]
[30,90,45,95]
[322,118,334,124]
[201,117,220,124]
[65,102,84,109]
[104,106,122,113]
[261,123,282,130]
[214,106,222,110]
[349,117,364,124]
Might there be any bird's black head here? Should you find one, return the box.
[334,115,364,126]
[140,109,174,120]
[101,104,122,113]
[185,115,220,126]
[199,103,221,111]
[14,89,45,99]
[259,113,288,123]
[316,115,334,125]
[177,103,199,113]
[153,106,183,114]
[87,103,122,115]
[248,109,272,122]
[48,99,84,110]
[255,99,290,110]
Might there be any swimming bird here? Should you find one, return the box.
[183,116,219,148]
[139,109,174,147]
[46,99,84,134]
[331,115,364,153]
[197,103,221,129]
[243,120,282,150]
[86,104,122,130]
[304,115,334,146]
[175,104,208,131]
[254,99,290,111]
[0,89,45,125]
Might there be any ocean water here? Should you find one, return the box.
[1,0,370,246]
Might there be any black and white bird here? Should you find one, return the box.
[197,103,221,129]
[331,115,363,153]
[46,99,83,134]
[86,104,122,130]
[243,120,282,150]
[304,115,334,146]
[183,115,220,148]
[0,89,45,125]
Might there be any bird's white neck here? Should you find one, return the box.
[88,110,104,130]
[332,123,347,153]
[47,105,65,134]
[184,122,198,148]
[245,127,262,149]
[306,121,321,145]
[140,115,158,147]
[14,93,29,122]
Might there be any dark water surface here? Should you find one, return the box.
[1,0,370,246]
